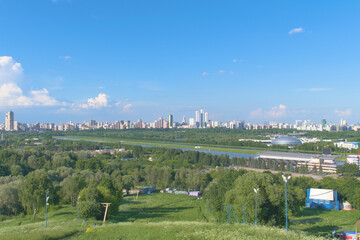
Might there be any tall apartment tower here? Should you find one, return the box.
[321,119,327,127]
[204,112,209,127]
[168,114,173,128]
[5,111,14,131]
[195,111,200,127]
[200,109,204,127]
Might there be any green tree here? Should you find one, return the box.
[61,173,86,205]
[204,169,245,211]
[79,181,103,219]
[20,170,53,219]
[0,179,23,215]
[122,175,134,195]
[225,172,288,226]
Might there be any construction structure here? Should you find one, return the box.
[101,203,111,223]
[305,188,339,210]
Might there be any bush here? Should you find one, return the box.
[79,200,102,219]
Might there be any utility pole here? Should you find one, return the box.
[254,188,259,226]
[45,192,49,229]
[282,175,291,232]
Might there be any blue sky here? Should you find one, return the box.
[0,0,360,124]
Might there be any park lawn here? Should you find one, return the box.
[111,192,209,223]
[0,205,82,240]
[73,221,325,240]
[0,193,345,240]
[290,207,360,237]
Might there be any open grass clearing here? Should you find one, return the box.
[290,207,360,237]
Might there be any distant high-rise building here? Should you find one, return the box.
[295,120,302,127]
[182,115,186,124]
[90,120,97,128]
[189,118,196,127]
[5,111,14,131]
[340,119,347,126]
[304,120,311,127]
[200,109,204,127]
[195,111,200,123]
[168,114,173,128]
[204,112,209,124]
[321,119,327,127]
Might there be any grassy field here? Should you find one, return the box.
[291,208,360,237]
[0,193,331,240]
[108,192,210,224]
[54,135,261,154]
[74,221,324,240]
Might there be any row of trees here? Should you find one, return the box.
[204,169,360,227]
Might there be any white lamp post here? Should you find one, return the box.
[254,188,259,226]
[45,192,49,229]
[282,175,291,232]
[77,196,81,223]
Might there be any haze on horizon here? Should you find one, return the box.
[0,0,359,124]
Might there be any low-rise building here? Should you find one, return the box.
[335,142,359,150]
[347,155,360,168]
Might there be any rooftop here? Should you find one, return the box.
[258,151,341,162]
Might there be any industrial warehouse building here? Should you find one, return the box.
[257,151,340,173]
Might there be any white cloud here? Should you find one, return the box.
[334,109,352,117]
[233,58,243,63]
[0,56,61,107]
[202,72,208,76]
[250,108,263,119]
[59,56,71,60]
[0,56,23,84]
[79,93,109,109]
[289,27,304,35]
[123,103,133,112]
[229,71,234,75]
[266,104,287,118]
[250,104,288,119]
[61,94,134,113]
[0,83,59,106]
[219,70,224,74]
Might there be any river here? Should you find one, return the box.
[53,137,256,158]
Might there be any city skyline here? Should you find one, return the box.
[1,110,357,132]
[1,1,360,123]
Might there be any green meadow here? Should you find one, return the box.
[3,192,356,239]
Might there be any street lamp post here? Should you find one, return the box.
[282,175,291,232]
[45,192,49,229]
[254,188,259,226]
[77,196,81,223]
